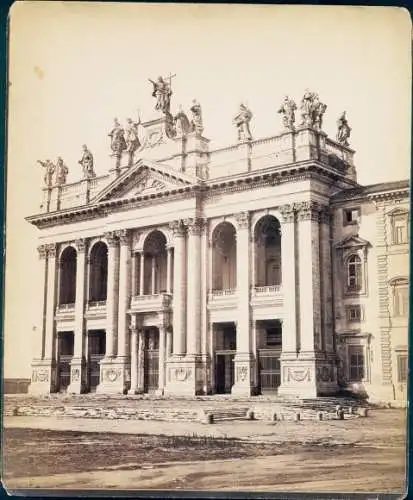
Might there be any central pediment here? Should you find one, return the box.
[92,159,198,204]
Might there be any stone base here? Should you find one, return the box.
[164,355,204,396]
[28,359,56,395]
[278,354,339,398]
[67,357,87,394]
[231,353,255,397]
[95,356,130,395]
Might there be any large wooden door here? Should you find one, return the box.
[215,351,235,394]
[88,330,105,392]
[57,332,74,392]
[143,328,159,392]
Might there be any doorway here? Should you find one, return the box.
[214,322,236,394]
[257,320,282,394]
[57,331,74,392]
[87,330,106,392]
[143,327,159,393]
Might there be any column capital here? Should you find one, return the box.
[104,231,119,247]
[295,201,321,222]
[75,238,87,253]
[46,243,57,258]
[169,219,186,237]
[185,217,204,236]
[279,204,296,224]
[116,229,130,246]
[234,211,249,230]
[37,244,48,259]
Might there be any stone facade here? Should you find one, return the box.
[27,95,409,401]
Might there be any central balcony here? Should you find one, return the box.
[55,302,75,320]
[251,285,283,308]
[207,288,238,311]
[85,300,107,319]
[130,293,172,313]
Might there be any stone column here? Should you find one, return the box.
[29,244,51,395]
[139,251,145,296]
[170,220,187,355]
[157,324,166,394]
[186,218,202,356]
[151,256,156,295]
[128,315,138,394]
[166,246,172,294]
[96,231,120,394]
[137,327,145,393]
[44,243,57,364]
[68,239,87,394]
[232,211,254,396]
[166,327,172,357]
[131,253,137,297]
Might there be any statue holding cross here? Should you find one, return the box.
[148,73,176,115]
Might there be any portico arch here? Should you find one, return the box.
[59,246,77,305]
[143,230,168,294]
[212,221,237,291]
[89,241,108,302]
[254,215,281,287]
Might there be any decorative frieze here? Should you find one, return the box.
[75,238,86,252]
[46,243,57,258]
[31,368,49,383]
[234,211,249,230]
[37,244,48,259]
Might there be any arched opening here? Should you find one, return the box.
[89,242,108,302]
[212,222,237,291]
[254,215,281,287]
[143,230,168,295]
[59,246,77,305]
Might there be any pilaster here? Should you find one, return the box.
[128,315,139,394]
[232,211,254,396]
[68,239,87,394]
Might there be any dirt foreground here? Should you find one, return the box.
[3,409,407,494]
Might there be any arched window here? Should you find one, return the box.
[212,222,237,290]
[143,230,168,295]
[59,246,77,305]
[347,254,362,291]
[89,242,108,302]
[254,215,281,287]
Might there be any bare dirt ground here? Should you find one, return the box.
[3,409,407,494]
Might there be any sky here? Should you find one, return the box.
[4,2,412,378]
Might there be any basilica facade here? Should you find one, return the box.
[27,86,409,401]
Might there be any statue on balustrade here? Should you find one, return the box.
[37,159,55,187]
[278,95,297,130]
[148,74,174,115]
[300,89,327,130]
[190,99,203,135]
[108,118,127,156]
[55,156,69,185]
[336,111,351,146]
[78,144,96,179]
[233,103,253,141]
[174,106,191,137]
[125,117,141,166]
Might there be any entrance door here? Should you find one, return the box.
[57,332,74,392]
[88,330,106,392]
[215,351,235,394]
[143,328,159,392]
[258,349,281,393]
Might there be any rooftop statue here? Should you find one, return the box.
[190,99,203,135]
[108,118,127,156]
[278,95,297,131]
[37,159,55,187]
[55,156,69,185]
[174,106,191,137]
[300,89,327,130]
[125,116,141,166]
[336,111,351,146]
[148,74,175,115]
[233,103,253,141]
[78,144,95,179]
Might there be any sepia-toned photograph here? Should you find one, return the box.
[2,2,411,495]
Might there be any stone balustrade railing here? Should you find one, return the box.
[208,289,237,299]
[88,300,107,309]
[252,285,282,295]
[56,303,75,312]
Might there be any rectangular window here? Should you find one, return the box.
[347,305,362,322]
[393,216,408,244]
[397,355,408,382]
[348,345,365,381]
[395,286,409,317]
[343,208,360,226]
[266,327,282,347]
